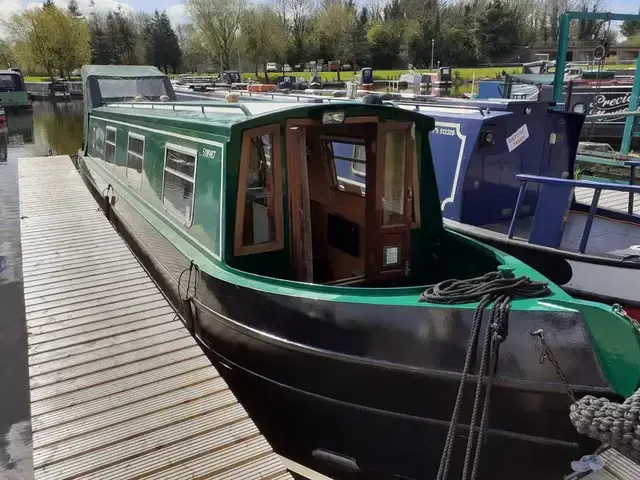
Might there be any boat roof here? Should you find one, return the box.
[506,73,555,85]
[396,103,512,120]
[92,99,433,136]
[81,65,168,79]
[0,70,21,76]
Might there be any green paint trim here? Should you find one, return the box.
[555,299,640,397]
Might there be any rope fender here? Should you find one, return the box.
[570,391,640,462]
[420,269,551,480]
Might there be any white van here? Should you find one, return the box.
[266,62,278,72]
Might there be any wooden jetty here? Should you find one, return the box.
[575,187,640,214]
[18,155,295,480]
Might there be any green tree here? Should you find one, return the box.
[314,2,357,80]
[367,20,404,69]
[186,0,246,70]
[0,41,18,68]
[621,10,640,39]
[144,11,182,73]
[67,0,82,17]
[474,0,519,63]
[240,6,286,79]
[7,5,90,78]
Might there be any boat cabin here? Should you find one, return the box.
[0,69,30,109]
[80,66,504,288]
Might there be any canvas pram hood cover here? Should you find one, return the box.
[81,65,177,149]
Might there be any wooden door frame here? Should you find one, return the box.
[285,116,380,283]
[366,121,414,281]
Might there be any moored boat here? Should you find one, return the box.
[0,69,31,109]
[0,107,6,127]
[77,65,640,480]
[388,98,640,320]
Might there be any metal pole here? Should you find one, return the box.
[430,39,434,70]
[621,54,640,155]
[553,13,571,104]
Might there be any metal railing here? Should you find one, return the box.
[508,173,640,254]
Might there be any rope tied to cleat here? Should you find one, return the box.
[420,269,551,480]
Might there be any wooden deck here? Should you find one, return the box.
[575,187,640,214]
[19,155,293,480]
[577,448,640,480]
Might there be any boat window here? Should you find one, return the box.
[324,139,366,197]
[382,130,407,225]
[0,74,21,92]
[126,133,144,189]
[105,126,117,164]
[162,144,197,226]
[234,125,283,255]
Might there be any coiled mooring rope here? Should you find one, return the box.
[570,390,640,462]
[420,270,551,480]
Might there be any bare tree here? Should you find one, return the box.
[186,0,246,70]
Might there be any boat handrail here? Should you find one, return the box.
[394,101,487,116]
[105,101,252,117]
[509,173,640,253]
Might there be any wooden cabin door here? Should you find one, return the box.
[286,124,313,283]
[365,122,414,282]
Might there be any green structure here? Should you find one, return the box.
[0,70,31,109]
[553,11,640,155]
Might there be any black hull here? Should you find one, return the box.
[78,157,615,480]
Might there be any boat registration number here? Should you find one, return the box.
[201,148,217,159]
[433,127,456,136]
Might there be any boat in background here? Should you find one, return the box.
[390,97,640,319]
[0,69,31,109]
[76,65,640,480]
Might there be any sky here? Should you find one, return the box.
[0,0,638,39]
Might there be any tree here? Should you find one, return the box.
[145,11,182,73]
[368,20,404,69]
[315,3,357,80]
[621,10,640,39]
[240,5,286,78]
[0,41,18,68]
[67,0,82,17]
[474,0,520,63]
[186,0,246,70]
[7,5,90,78]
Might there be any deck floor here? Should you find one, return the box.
[19,155,292,480]
[575,187,640,215]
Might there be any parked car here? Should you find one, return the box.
[283,64,292,72]
[294,64,303,72]
[341,63,351,71]
[266,62,278,72]
[328,61,339,71]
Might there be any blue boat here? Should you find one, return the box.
[394,97,640,319]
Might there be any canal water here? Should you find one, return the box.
[0,100,84,478]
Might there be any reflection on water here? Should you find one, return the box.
[0,100,84,480]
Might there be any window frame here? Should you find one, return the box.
[234,124,284,256]
[105,126,117,166]
[322,136,367,197]
[126,132,145,190]
[161,143,198,227]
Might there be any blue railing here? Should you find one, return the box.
[508,173,640,254]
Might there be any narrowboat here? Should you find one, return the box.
[77,66,640,480]
[0,69,31,109]
[387,98,640,320]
